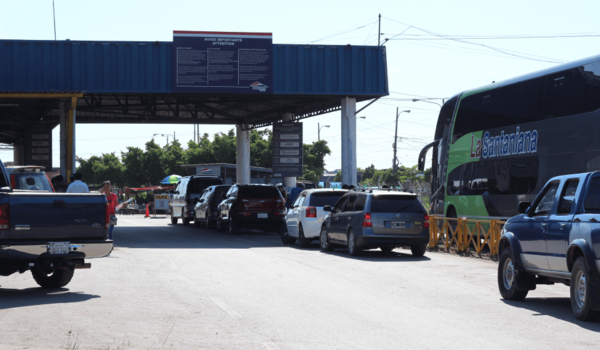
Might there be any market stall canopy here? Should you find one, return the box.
[124,186,173,192]
[160,175,182,185]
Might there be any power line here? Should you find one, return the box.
[385,32,600,40]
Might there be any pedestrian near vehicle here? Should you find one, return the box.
[100,180,118,240]
[66,172,90,193]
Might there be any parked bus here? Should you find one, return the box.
[418,54,600,219]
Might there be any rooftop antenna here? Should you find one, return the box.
[52,0,57,40]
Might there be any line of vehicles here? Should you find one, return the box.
[169,175,430,256]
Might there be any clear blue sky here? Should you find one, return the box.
[1,0,599,171]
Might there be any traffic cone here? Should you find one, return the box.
[144,205,150,218]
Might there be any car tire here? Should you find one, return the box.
[380,246,394,254]
[228,219,238,234]
[320,228,333,252]
[348,229,362,256]
[194,217,201,227]
[171,215,178,225]
[570,257,600,321]
[216,216,225,232]
[298,225,310,248]
[31,264,75,289]
[498,248,529,301]
[410,244,427,257]
[183,218,190,226]
[279,222,296,245]
[205,212,212,228]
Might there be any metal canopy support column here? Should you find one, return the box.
[281,112,296,188]
[236,124,250,184]
[59,100,67,182]
[341,97,357,186]
[66,97,78,184]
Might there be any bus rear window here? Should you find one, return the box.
[308,192,346,207]
[370,196,424,213]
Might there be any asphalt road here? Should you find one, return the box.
[1,215,599,350]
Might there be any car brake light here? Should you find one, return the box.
[0,203,9,230]
[363,212,372,228]
[10,174,16,189]
[305,207,317,218]
[424,215,430,228]
[105,202,110,230]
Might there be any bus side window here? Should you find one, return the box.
[447,166,462,196]
[544,69,575,119]
[574,62,600,116]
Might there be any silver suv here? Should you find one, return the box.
[320,190,429,256]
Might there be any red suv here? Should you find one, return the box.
[217,184,286,234]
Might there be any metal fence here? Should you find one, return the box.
[428,215,506,258]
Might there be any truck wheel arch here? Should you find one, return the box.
[499,232,526,271]
[567,240,599,275]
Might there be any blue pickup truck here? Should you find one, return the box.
[0,160,112,288]
[498,172,600,321]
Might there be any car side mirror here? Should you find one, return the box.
[323,205,332,212]
[518,201,531,214]
[221,193,227,199]
[199,198,205,203]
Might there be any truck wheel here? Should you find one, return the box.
[410,244,427,257]
[183,217,190,226]
[31,265,75,289]
[348,229,362,257]
[570,257,600,321]
[171,215,178,225]
[498,248,529,301]
[298,225,310,248]
[194,218,201,227]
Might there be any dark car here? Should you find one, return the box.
[320,190,429,256]
[5,166,54,192]
[217,184,286,234]
[498,172,600,321]
[171,175,224,225]
[194,185,232,228]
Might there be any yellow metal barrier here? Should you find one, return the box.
[428,215,505,258]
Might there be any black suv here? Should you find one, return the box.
[171,175,224,225]
[217,184,286,234]
[320,190,429,256]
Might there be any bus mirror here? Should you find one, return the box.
[518,202,531,214]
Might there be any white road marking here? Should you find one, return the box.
[210,297,242,319]
[176,274,196,286]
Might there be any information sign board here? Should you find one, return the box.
[272,123,303,177]
[154,194,170,210]
[173,31,273,94]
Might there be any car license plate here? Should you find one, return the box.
[258,213,268,218]
[392,221,407,229]
[48,242,69,255]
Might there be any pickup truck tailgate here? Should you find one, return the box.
[9,193,107,240]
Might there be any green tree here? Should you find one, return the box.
[121,147,146,187]
[185,134,216,164]
[250,129,272,168]
[162,139,186,176]
[142,139,165,185]
[212,130,236,164]
[76,155,102,185]
[92,153,124,187]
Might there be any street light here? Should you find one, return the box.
[318,123,330,141]
[412,99,443,108]
[153,133,174,145]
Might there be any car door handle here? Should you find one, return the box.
[590,218,598,223]
[541,223,547,228]
[560,223,567,229]
[574,218,581,222]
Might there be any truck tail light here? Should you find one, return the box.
[0,203,9,230]
[363,212,372,228]
[10,174,16,189]
[424,215,430,228]
[105,202,110,230]
[305,207,317,218]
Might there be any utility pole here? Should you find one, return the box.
[393,109,411,174]
[378,14,381,46]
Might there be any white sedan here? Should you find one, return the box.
[283,189,348,248]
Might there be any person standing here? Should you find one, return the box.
[66,172,90,193]
[100,180,118,240]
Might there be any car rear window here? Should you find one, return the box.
[370,195,424,213]
[15,173,53,192]
[308,192,346,207]
[212,186,231,204]
[239,186,281,198]
[188,179,223,194]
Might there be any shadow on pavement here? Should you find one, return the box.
[114,224,284,249]
[501,298,600,330]
[317,248,432,262]
[0,287,99,310]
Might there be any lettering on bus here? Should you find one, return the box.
[470,127,538,159]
